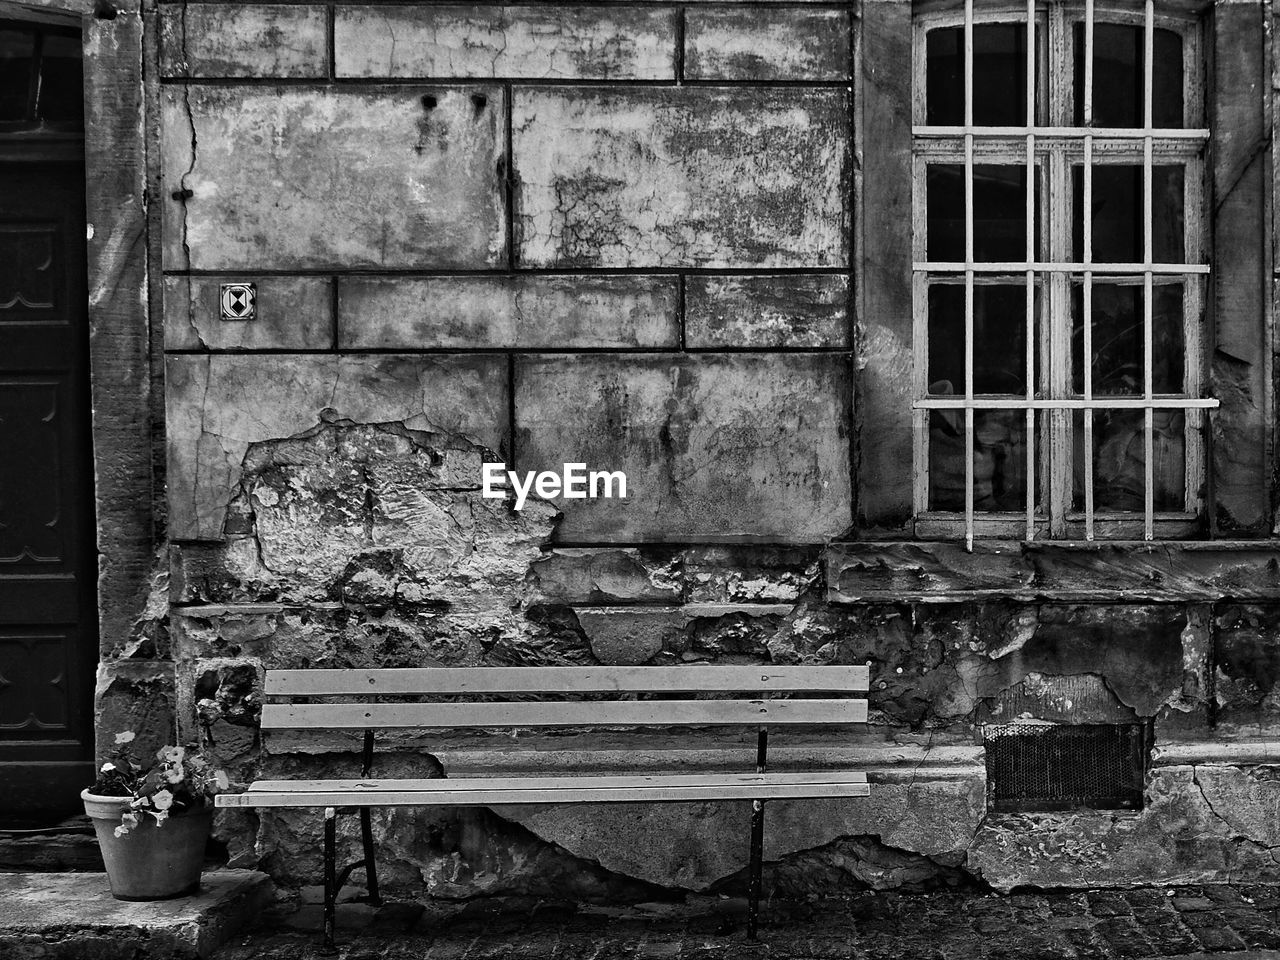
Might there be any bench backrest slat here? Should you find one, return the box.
[265,665,869,697]
[261,698,868,731]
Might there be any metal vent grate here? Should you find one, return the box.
[984,723,1149,812]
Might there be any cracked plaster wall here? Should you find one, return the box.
[127,0,1280,904]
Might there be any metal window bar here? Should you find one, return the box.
[913,1,1217,547]
[1142,0,1156,540]
[917,261,1210,274]
[913,125,1208,138]
[1024,0,1036,542]
[964,0,976,551]
[1083,0,1095,540]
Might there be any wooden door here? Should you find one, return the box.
[0,19,97,823]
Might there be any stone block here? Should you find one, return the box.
[338,275,679,349]
[94,660,176,764]
[162,86,506,270]
[164,276,333,350]
[969,765,1280,890]
[159,4,327,78]
[575,607,687,665]
[526,549,682,605]
[335,5,677,79]
[685,274,849,348]
[684,8,851,81]
[166,354,509,540]
[514,354,852,541]
[513,88,849,268]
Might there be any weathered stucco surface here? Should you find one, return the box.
[337,276,679,349]
[512,88,849,267]
[132,0,1280,908]
[164,276,333,351]
[683,8,851,82]
[167,355,509,541]
[684,275,850,349]
[161,86,506,270]
[515,354,853,542]
[160,4,328,79]
[334,6,679,80]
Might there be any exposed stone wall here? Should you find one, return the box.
[138,0,1280,903]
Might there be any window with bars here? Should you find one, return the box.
[911,0,1218,547]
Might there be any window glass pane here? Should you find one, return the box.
[929,409,1031,511]
[1071,282,1185,396]
[929,283,1032,396]
[929,164,1032,262]
[1073,23,1183,127]
[1072,165,1184,263]
[37,32,82,126]
[927,24,1030,126]
[0,28,34,122]
[1072,409,1185,512]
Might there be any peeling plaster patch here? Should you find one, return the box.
[166,354,509,540]
[500,774,985,892]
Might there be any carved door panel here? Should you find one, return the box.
[0,160,97,821]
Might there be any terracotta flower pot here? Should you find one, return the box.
[81,789,213,901]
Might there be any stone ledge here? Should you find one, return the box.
[827,541,1280,603]
[0,869,273,960]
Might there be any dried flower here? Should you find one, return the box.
[113,731,136,746]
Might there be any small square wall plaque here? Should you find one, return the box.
[219,282,256,322]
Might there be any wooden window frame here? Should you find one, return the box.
[855,0,1272,544]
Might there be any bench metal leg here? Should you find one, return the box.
[747,798,764,941]
[359,806,381,905]
[322,806,338,956]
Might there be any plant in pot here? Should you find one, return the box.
[82,731,230,900]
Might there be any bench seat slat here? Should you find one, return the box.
[216,772,871,808]
[261,698,868,730]
[265,665,870,697]
[244,771,869,793]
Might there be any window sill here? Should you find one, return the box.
[825,540,1280,604]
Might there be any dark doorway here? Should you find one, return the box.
[0,16,97,824]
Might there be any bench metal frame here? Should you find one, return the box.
[217,665,871,953]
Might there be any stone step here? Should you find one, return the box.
[0,816,105,872]
[0,869,273,959]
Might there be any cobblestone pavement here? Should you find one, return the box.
[212,885,1280,960]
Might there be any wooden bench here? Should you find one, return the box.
[217,665,871,951]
